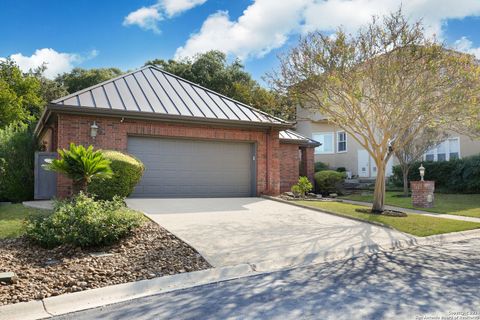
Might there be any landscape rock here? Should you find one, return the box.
[0,221,211,305]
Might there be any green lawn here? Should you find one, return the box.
[296,200,480,237]
[0,204,50,239]
[340,192,480,218]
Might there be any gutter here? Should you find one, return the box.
[35,104,294,137]
[280,138,321,147]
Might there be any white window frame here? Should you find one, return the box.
[337,131,347,153]
[423,137,461,162]
[312,132,335,155]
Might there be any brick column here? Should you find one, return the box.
[300,147,315,184]
[266,129,281,196]
[410,181,435,208]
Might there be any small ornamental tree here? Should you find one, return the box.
[394,128,447,197]
[269,10,480,213]
[43,143,112,195]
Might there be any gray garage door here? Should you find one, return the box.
[128,136,255,197]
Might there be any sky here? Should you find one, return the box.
[1,0,480,85]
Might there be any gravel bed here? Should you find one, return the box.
[0,221,211,305]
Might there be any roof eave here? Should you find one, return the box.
[39,104,293,135]
[280,138,321,147]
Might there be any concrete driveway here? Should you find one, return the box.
[126,198,415,268]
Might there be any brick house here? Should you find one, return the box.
[34,66,319,199]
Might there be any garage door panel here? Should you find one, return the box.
[128,136,254,197]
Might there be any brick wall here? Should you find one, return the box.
[279,144,300,193]
[410,181,435,208]
[54,113,281,198]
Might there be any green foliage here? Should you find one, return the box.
[391,154,480,193]
[291,176,313,198]
[0,122,38,202]
[55,67,123,93]
[43,143,112,194]
[0,59,43,128]
[27,64,68,102]
[314,161,329,172]
[291,185,302,197]
[26,193,144,248]
[315,170,345,195]
[88,151,145,200]
[146,50,294,119]
[336,167,346,172]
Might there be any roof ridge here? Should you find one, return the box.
[147,65,292,125]
[51,66,151,104]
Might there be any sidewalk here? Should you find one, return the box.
[340,199,480,223]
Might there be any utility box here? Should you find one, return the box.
[410,181,435,208]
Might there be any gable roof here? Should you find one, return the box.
[49,65,291,128]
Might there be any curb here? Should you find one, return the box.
[0,264,254,320]
[262,195,395,230]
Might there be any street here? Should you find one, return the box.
[55,239,480,320]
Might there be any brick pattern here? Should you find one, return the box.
[299,147,315,184]
[279,144,300,193]
[410,181,435,208]
[54,113,285,198]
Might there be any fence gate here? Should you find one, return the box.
[34,152,57,200]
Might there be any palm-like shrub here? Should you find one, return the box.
[43,143,112,194]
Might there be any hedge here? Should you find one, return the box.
[315,170,345,195]
[391,154,480,193]
[88,150,145,200]
[0,122,38,202]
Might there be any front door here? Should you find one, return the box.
[357,150,369,178]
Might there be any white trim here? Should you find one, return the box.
[312,132,335,154]
[336,131,347,153]
[423,137,461,161]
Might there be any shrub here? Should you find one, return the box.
[88,151,145,200]
[43,143,113,195]
[291,185,302,197]
[26,193,144,248]
[0,122,38,202]
[291,176,313,198]
[391,154,480,193]
[314,161,329,172]
[315,170,345,195]
[336,167,346,173]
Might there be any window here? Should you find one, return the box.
[313,132,334,154]
[424,138,460,162]
[337,131,347,153]
[449,138,460,160]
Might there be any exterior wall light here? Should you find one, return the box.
[419,163,425,181]
[90,121,99,139]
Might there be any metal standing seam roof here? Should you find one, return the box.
[51,65,291,127]
[279,130,321,146]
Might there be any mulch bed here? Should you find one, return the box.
[0,221,211,305]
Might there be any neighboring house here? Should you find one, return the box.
[296,106,480,179]
[34,66,319,199]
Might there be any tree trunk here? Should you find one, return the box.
[402,167,409,197]
[372,161,386,213]
[72,179,88,196]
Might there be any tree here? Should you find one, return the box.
[28,64,69,103]
[394,128,447,197]
[55,67,123,93]
[269,10,480,212]
[146,51,294,119]
[43,143,113,195]
[0,59,43,128]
